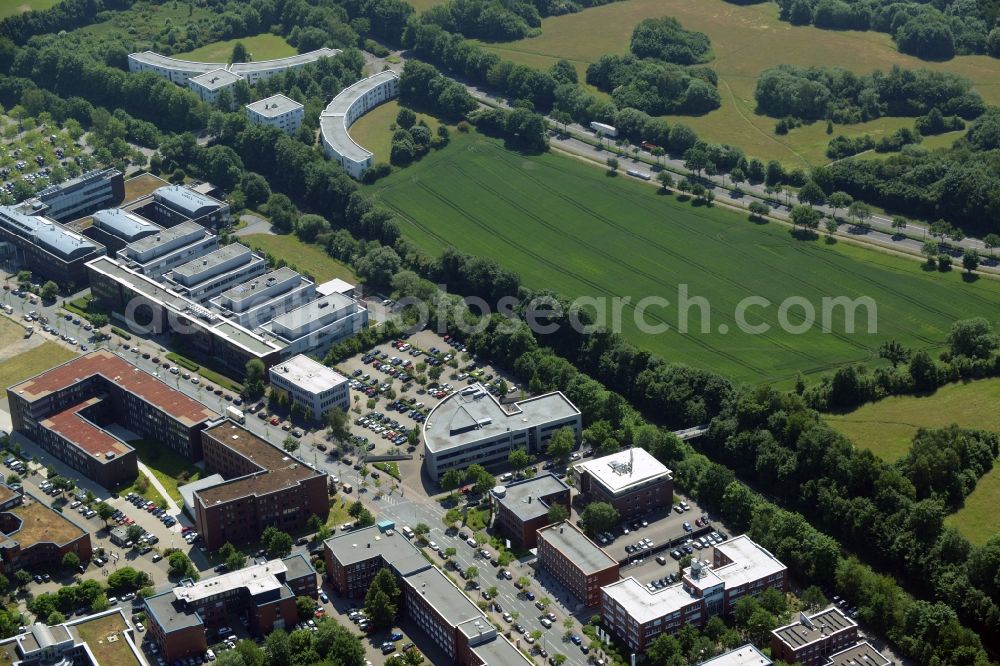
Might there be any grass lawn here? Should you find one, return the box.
[0,341,76,390]
[826,378,1000,545]
[0,0,61,19]
[116,473,167,508]
[123,173,168,202]
[242,233,359,283]
[373,461,401,479]
[175,33,297,63]
[72,612,141,666]
[347,100,442,165]
[370,131,1000,386]
[127,439,202,504]
[327,497,353,527]
[164,351,243,393]
[480,0,1000,167]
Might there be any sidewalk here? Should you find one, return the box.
[136,460,183,519]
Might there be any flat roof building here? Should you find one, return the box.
[208,266,316,328]
[128,48,340,86]
[164,243,268,302]
[698,644,772,666]
[0,609,144,666]
[188,68,242,105]
[268,354,349,421]
[259,291,369,356]
[601,535,788,652]
[191,421,329,550]
[246,94,305,135]
[0,486,92,573]
[320,71,399,179]
[573,447,673,520]
[316,277,356,298]
[771,607,859,666]
[29,168,124,222]
[145,554,315,662]
[824,642,892,666]
[7,351,219,487]
[0,204,105,287]
[323,526,529,665]
[116,220,218,279]
[88,208,162,253]
[537,521,619,607]
[423,384,581,483]
[152,185,230,229]
[492,474,570,548]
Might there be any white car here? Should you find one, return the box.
[428,541,439,551]
[466,538,477,547]
[135,622,144,632]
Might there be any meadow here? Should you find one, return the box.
[0,316,76,390]
[175,33,297,63]
[0,0,61,19]
[347,100,442,164]
[242,233,358,284]
[479,0,1000,166]
[371,132,1000,385]
[826,379,1000,545]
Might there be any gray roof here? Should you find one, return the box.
[495,473,569,522]
[178,473,223,510]
[145,590,204,634]
[406,567,484,627]
[320,70,399,163]
[36,168,120,201]
[538,522,617,575]
[154,185,223,219]
[472,635,531,665]
[826,642,890,666]
[128,51,219,74]
[246,94,303,117]
[267,291,358,339]
[92,208,161,241]
[170,243,252,281]
[773,607,856,649]
[189,68,241,90]
[323,525,429,573]
[282,552,316,582]
[218,266,301,305]
[120,220,208,259]
[424,385,580,455]
[230,48,339,74]
[0,205,101,260]
[697,644,772,666]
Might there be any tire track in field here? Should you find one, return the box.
[467,154,842,364]
[403,172,767,376]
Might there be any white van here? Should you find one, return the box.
[401,526,414,539]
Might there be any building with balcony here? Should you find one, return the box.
[188,68,242,105]
[423,384,581,483]
[127,49,339,86]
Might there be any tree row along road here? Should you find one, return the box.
[428,70,1000,275]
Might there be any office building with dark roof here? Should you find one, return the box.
[191,421,329,549]
[537,521,619,607]
[823,642,892,666]
[152,185,230,229]
[492,473,570,548]
[0,204,105,287]
[0,485,92,573]
[145,554,315,662]
[771,607,859,666]
[7,351,219,487]
[324,526,529,665]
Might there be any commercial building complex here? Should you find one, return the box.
[27,168,124,222]
[573,447,673,519]
[0,204,105,286]
[492,473,570,548]
[0,609,145,666]
[7,351,219,487]
[208,267,316,328]
[422,384,581,483]
[0,484,92,573]
[152,185,230,229]
[601,535,788,652]
[88,207,162,253]
[127,48,340,86]
[268,354,350,421]
[320,70,399,179]
[145,554,316,661]
[257,291,369,356]
[537,521,619,607]
[324,525,529,665]
[190,421,329,549]
[114,220,218,279]
[246,94,305,135]
[771,608,859,666]
[163,243,268,302]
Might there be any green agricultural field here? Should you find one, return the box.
[370,132,1000,385]
[481,0,1000,166]
[0,0,61,19]
[242,233,358,284]
[348,100,443,164]
[826,379,1000,545]
[176,33,297,63]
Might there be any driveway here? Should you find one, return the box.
[233,214,274,237]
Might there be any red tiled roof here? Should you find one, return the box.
[10,350,219,426]
[41,398,132,459]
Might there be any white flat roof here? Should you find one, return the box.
[573,447,671,494]
[321,70,399,163]
[709,535,786,589]
[189,68,241,90]
[602,576,697,624]
[316,278,355,296]
[173,559,288,603]
[247,93,303,117]
[270,354,348,394]
[698,645,772,666]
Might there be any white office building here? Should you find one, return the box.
[259,292,369,356]
[188,68,242,105]
[422,385,582,482]
[246,94,305,135]
[116,221,219,280]
[209,266,316,328]
[163,243,268,302]
[269,354,349,420]
[127,48,340,86]
[320,71,399,179]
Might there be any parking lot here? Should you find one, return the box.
[597,497,715,564]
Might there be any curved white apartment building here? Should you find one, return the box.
[320,70,399,179]
[127,48,341,86]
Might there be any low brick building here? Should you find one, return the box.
[492,473,570,548]
[572,447,673,520]
[771,607,859,666]
[537,521,619,607]
[0,485,92,574]
[145,554,316,662]
[192,421,329,550]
